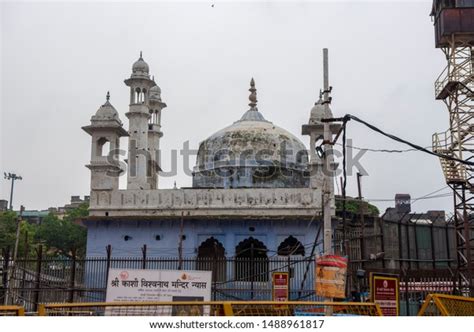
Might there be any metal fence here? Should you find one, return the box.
[0,255,320,312]
[333,216,459,315]
[0,254,457,315]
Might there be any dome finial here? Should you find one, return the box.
[106,91,110,102]
[140,51,143,59]
[248,77,257,108]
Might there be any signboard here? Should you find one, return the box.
[272,272,289,307]
[106,269,212,315]
[370,273,399,316]
[315,255,348,299]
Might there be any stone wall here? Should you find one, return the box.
[89,187,323,218]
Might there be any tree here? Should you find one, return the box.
[35,203,88,258]
[0,211,18,253]
[0,211,38,257]
[336,197,380,216]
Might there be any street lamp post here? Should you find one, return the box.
[4,172,22,210]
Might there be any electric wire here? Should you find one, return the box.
[336,142,432,153]
[344,114,474,166]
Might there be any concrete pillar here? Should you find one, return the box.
[126,104,151,190]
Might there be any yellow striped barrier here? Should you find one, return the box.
[418,293,474,316]
[38,300,383,316]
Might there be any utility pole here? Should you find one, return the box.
[4,205,24,305]
[322,48,333,263]
[302,48,340,315]
[4,173,22,211]
[321,48,335,316]
[178,212,184,270]
[357,173,366,268]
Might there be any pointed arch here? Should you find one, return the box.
[196,237,226,282]
[277,236,305,256]
[235,237,269,282]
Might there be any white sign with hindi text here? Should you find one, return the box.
[105,269,212,315]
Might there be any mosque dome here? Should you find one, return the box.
[131,52,149,77]
[193,79,309,189]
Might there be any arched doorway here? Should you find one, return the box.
[235,237,269,282]
[196,237,226,282]
[277,236,305,256]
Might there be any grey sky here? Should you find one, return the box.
[1,1,452,215]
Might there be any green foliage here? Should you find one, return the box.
[0,211,18,251]
[35,203,88,258]
[336,198,380,216]
[18,221,36,257]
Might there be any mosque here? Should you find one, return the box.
[82,53,335,272]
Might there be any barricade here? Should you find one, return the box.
[418,293,474,316]
[37,301,382,316]
[0,306,25,316]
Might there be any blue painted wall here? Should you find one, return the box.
[84,218,322,258]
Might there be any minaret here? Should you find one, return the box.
[124,52,155,190]
[302,50,337,190]
[147,80,167,189]
[302,48,339,262]
[82,92,128,191]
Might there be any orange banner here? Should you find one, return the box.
[315,255,348,299]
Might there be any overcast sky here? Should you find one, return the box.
[1,1,453,215]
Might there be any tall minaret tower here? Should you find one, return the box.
[147,80,167,189]
[302,49,339,263]
[82,92,128,191]
[124,52,155,189]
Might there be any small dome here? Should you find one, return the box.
[95,100,119,119]
[131,52,149,77]
[150,84,161,94]
[149,84,162,101]
[93,92,119,120]
[309,99,333,124]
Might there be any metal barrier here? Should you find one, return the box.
[227,301,382,316]
[0,306,25,316]
[37,301,383,316]
[418,294,474,316]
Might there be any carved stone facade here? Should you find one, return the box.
[89,188,322,218]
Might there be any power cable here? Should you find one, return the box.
[335,142,432,153]
[341,114,474,166]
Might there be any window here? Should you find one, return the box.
[235,237,268,282]
[277,236,305,256]
[196,237,226,282]
[97,137,110,157]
